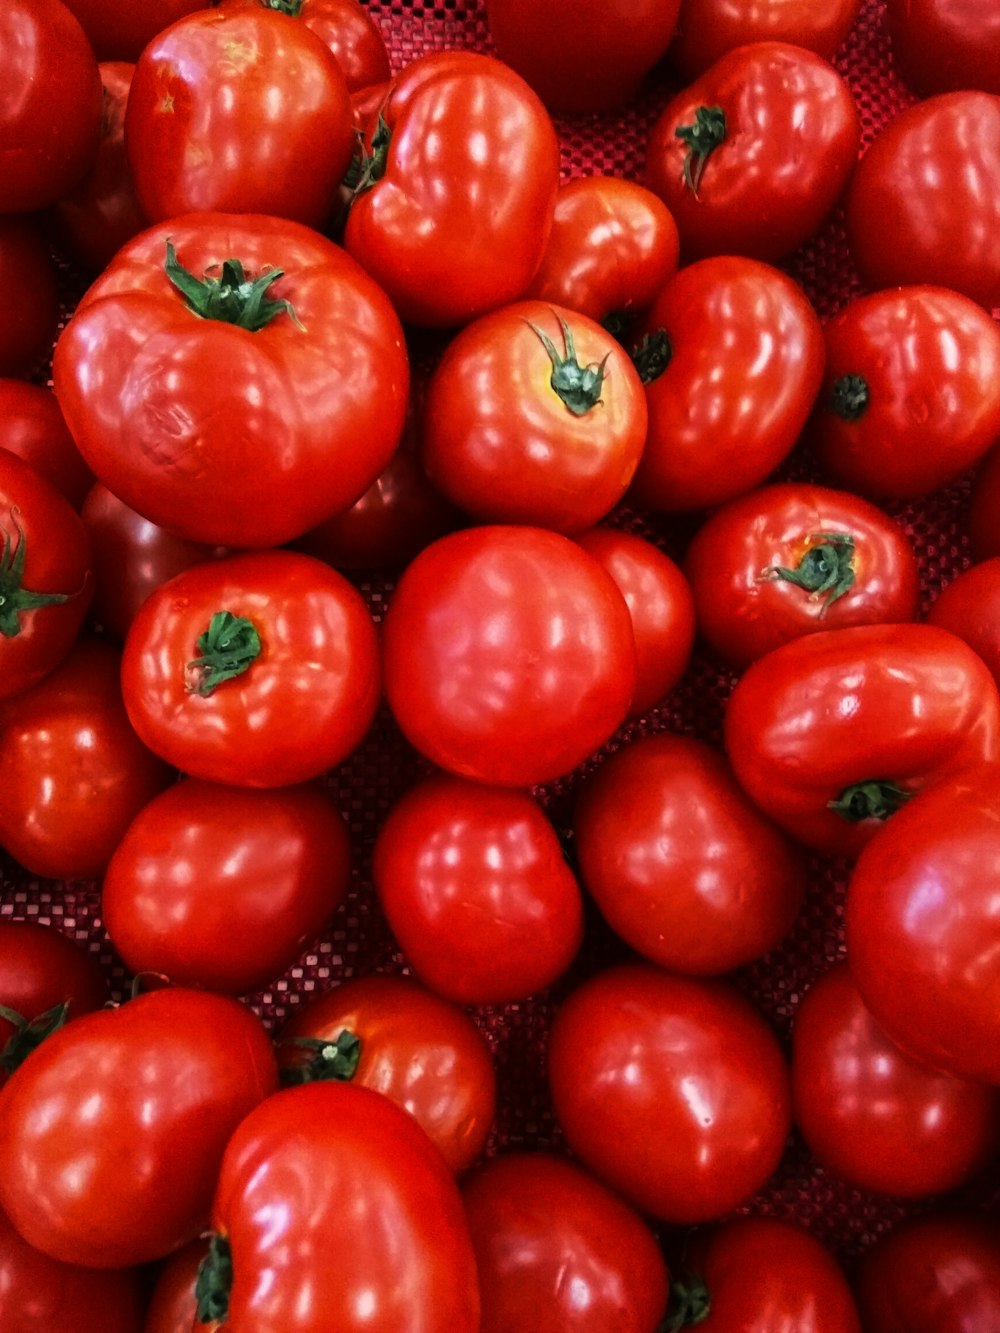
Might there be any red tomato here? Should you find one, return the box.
[968,444,1000,561]
[372,775,584,1004]
[572,735,806,975]
[627,257,825,513]
[461,1152,670,1333]
[146,1238,205,1333]
[792,963,1000,1197]
[53,215,409,548]
[421,302,648,533]
[0,987,278,1268]
[0,381,93,510]
[884,0,1000,96]
[724,623,1000,857]
[120,550,381,788]
[928,558,1000,691]
[381,526,637,786]
[0,219,58,379]
[646,42,859,262]
[344,52,560,328]
[683,482,921,668]
[60,0,211,60]
[199,1082,480,1332]
[548,963,792,1223]
[276,974,497,1174]
[218,0,390,92]
[669,0,861,81]
[845,92,1000,310]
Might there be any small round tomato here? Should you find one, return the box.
[928,558,1000,691]
[668,0,861,81]
[0,219,59,378]
[219,0,390,91]
[884,0,1000,97]
[0,382,93,510]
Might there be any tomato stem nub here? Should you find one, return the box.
[165,241,301,332]
[0,511,74,638]
[630,329,672,385]
[186,611,262,697]
[675,105,726,195]
[195,1234,233,1325]
[0,1001,70,1077]
[759,531,856,611]
[830,373,870,421]
[527,316,610,416]
[347,115,392,196]
[261,0,304,14]
[279,1031,362,1086]
[828,780,912,822]
[662,1273,711,1329]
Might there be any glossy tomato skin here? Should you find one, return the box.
[968,445,1000,561]
[120,550,380,788]
[277,974,497,1174]
[461,1152,670,1333]
[928,558,1000,690]
[53,214,409,549]
[0,219,59,378]
[724,623,1000,857]
[884,0,1000,96]
[60,0,211,60]
[628,257,825,513]
[344,52,560,328]
[0,987,278,1268]
[669,0,861,81]
[845,92,1000,309]
[203,1082,481,1333]
[0,381,93,510]
[219,0,390,91]
[683,482,920,668]
[646,42,859,262]
[548,963,792,1223]
[792,963,1000,1197]
[145,1238,205,1333]
[381,526,636,786]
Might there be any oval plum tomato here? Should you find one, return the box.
[60,0,211,60]
[854,1212,1000,1333]
[683,482,920,669]
[572,735,806,975]
[574,525,695,716]
[968,445,1000,561]
[218,0,390,92]
[381,526,636,786]
[846,769,1000,1084]
[884,0,1000,97]
[126,8,354,227]
[809,286,1000,499]
[627,257,824,513]
[548,963,792,1223]
[197,1082,481,1333]
[724,623,1000,857]
[668,0,861,81]
[344,52,560,328]
[646,42,859,263]
[486,0,681,113]
[53,214,409,548]
[461,1152,670,1333]
[928,559,1000,690]
[0,637,173,882]
[0,987,278,1268]
[421,301,647,533]
[666,1216,861,1333]
[120,550,380,788]
[0,0,102,213]
[792,963,1000,1197]
[102,779,351,995]
[845,92,1000,310]
[145,1238,206,1333]
[0,219,59,379]
[0,381,93,510]
[372,775,584,1005]
[276,974,497,1174]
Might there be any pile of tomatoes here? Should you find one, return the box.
[2,0,1000,1329]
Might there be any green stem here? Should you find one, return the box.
[760,532,856,611]
[165,241,300,332]
[828,780,912,822]
[0,511,76,638]
[630,329,672,385]
[0,1001,70,1076]
[348,115,392,197]
[278,1031,362,1086]
[527,317,610,416]
[661,1274,711,1330]
[195,1234,233,1326]
[674,105,726,195]
[260,0,304,14]
[186,611,262,697]
[830,373,870,421]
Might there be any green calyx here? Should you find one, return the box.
[831,373,870,421]
[828,780,912,823]
[261,0,304,14]
[0,1001,70,1077]
[195,1234,233,1326]
[0,512,75,638]
[661,1274,711,1331]
[186,611,262,697]
[346,115,392,196]
[630,329,672,385]
[528,317,610,416]
[279,1031,362,1086]
[165,241,300,332]
[675,104,726,195]
[761,532,856,612]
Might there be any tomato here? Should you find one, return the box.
[572,734,805,974]
[968,445,1000,561]
[928,558,1000,691]
[548,963,791,1223]
[683,482,921,668]
[0,987,278,1268]
[0,381,94,510]
[627,257,825,513]
[646,42,859,262]
[198,1082,481,1332]
[120,550,380,787]
[219,0,390,92]
[372,775,584,1004]
[53,214,409,548]
[381,526,637,786]
[344,52,560,328]
[146,1239,206,1333]
[60,0,211,60]
[884,0,1000,97]
[485,0,682,113]
[845,768,1000,1084]
[421,301,648,533]
[809,286,1000,499]
[0,219,58,379]
[668,0,861,81]
[461,1152,670,1333]
[724,623,1000,857]
[102,778,351,995]
[845,92,1000,310]
[276,974,497,1174]
[792,962,1000,1198]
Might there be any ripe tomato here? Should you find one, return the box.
[0,987,278,1268]
[0,219,59,379]
[968,445,1000,561]
[120,550,381,787]
[928,558,1000,690]
[548,963,791,1223]
[884,0,1000,97]
[683,482,920,668]
[0,381,93,510]
[219,0,390,91]
[461,1152,670,1333]
[145,1239,206,1333]
[60,0,211,60]
[381,526,636,786]
[669,0,861,81]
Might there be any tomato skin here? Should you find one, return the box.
[60,0,211,61]
[0,219,59,379]
[277,974,497,1174]
[548,963,791,1223]
[669,0,861,81]
[381,526,636,787]
[928,559,1000,691]
[0,987,278,1269]
[845,93,1000,310]
[646,42,859,263]
[884,0,1000,97]
[792,963,1000,1198]
[683,482,920,668]
[461,1152,670,1333]
[219,0,389,92]
[968,445,1000,561]
[724,623,1000,857]
[0,381,94,511]
[145,1238,205,1333]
